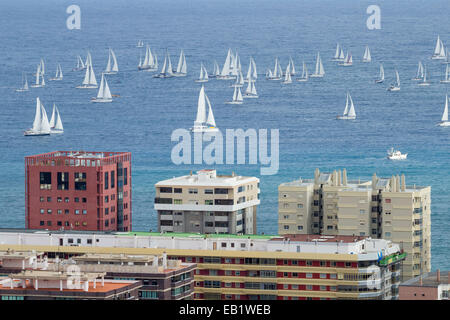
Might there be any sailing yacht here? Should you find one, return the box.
[337,92,356,120]
[332,43,345,61]
[173,50,187,77]
[16,73,29,92]
[73,56,86,71]
[210,60,221,78]
[418,65,430,86]
[412,61,424,80]
[243,75,258,98]
[76,55,97,89]
[191,86,219,132]
[231,69,244,87]
[266,57,283,80]
[104,48,119,74]
[288,57,296,75]
[297,62,308,82]
[24,97,51,136]
[34,59,45,76]
[310,52,325,77]
[339,51,353,66]
[195,63,209,83]
[49,64,63,81]
[136,40,144,48]
[282,64,292,84]
[49,103,64,134]
[153,50,174,78]
[432,35,446,60]
[387,70,400,91]
[375,64,385,83]
[30,64,45,88]
[362,46,372,63]
[245,57,257,82]
[217,49,236,80]
[440,64,450,83]
[226,86,243,105]
[437,94,450,126]
[138,45,158,71]
[92,73,113,103]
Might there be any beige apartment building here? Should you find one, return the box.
[278,168,431,281]
[155,169,260,234]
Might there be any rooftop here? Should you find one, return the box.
[271,234,367,243]
[401,270,450,287]
[25,151,131,167]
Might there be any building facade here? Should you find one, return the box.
[399,270,449,300]
[25,151,132,232]
[155,170,260,234]
[278,169,431,280]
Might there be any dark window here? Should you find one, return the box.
[40,221,45,226]
[74,172,87,190]
[174,188,182,193]
[214,188,229,194]
[111,171,115,188]
[57,221,62,226]
[57,172,69,190]
[82,198,87,203]
[40,172,52,190]
[160,187,173,193]
[214,199,234,205]
[105,172,109,190]
[75,197,79,203]
[124,168,128,185]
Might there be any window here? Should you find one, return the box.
[204,189,213,194]
[105,196,109,203]
[104,172,109,190]
[159,187,172,193]
[306,273,313,278]
[75,210,80,215]
[82,210,87,215]
[327,226,333,230]
[57,209,62,215]
[39,172,52,190]
[284,225,289,230]
[57,172,69,190]
[188,188,198,194]
[124,168,128,185]
[74,172,87,190]
[385,232,391,237]
[111,171,115,188]
[75,197,79,203]
[360,209,365,214]
[238,186,244,193]
[205,200,213,205]
[214,188,228,194]
[40,221,44,226]
[297,225,303,230]
[320,273,327,279]
[297,203,303,208]
[47,209,52,214]
[385,198,391,203]
[174,199,182,204]
[40,197,44,202]
[174,188,182,193]
[65,197,69,203]
[46,197,52,202]
[65,209,70,214]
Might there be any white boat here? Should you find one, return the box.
[231,51,241,77]
[231,69,244,87]
[362,46,372,63]
[387,69,400,91]
[288,57,296,75]
[267,57,283,80]
[418,65,430,86]
[282,63,292,84]
[195,63,209,83]
[76,54,97,89]
[339,51,353,66]
[73,55,86,71]
[437,94,450,126]
[297,61,308,82]
[245,57,257,82]
[387,148,407,160]
[136,40,144,48]
[375,63,384,83]
[412,61,424,80]
[16,73,29,92]
[104,48,119,74]
[310,52,325,77]
[153,50,174,78]
[243,74,258,98]
[337,92,356,120]
[138,45,158,71]
[217,49,236,80]
[191,86,219,133]
[226,86,243,104]
[173,49,187,77]
[332,43,345,61]
[440,64,450,83]
[49,64,63,81]
[49,103,64,134]
[210,60,221,78]
[92,73,113,103]
[34,59,45,76]
[30,64,45,88]
[24,97,51,136]
[432,35,446,60]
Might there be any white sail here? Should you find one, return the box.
[203,65,209,80]
[246,58,253,80]
[416,61,424,78]
[395,70,400,86]
[97,74,105,98]
[221,49,232,76]
[347,93,356,118]
[213,60,220,76]
[199,63,204,79]
[289,57,296,75]
[40,59,45,75]
[334,43,340,59]
[40,101,51,133]
[343,93,349,116]
[236,87,243,102]
[89,64,97,85]
[103,75,112,99]
[339,48,344,60]
[380,64,385,80]
[434,35,442,56]
[49,103,56,128]
[32,98,42,132]
[24,74,29,90]
[283,64,292,83]
[82,63,90,85]
[110,49,118,72]
[232,86,238,101]
[445,64,450,81]
[167,51,173,75]
[54,106,63,131]
[176,50,187,74]
[58,64,63,79]
[245,76,252,94]
[251,58,257,79]
[442,95,449,122]
[205,94,216,127]
[363,46,371,62]
[313,52,325,76]
[250,81,257,95]
[273,58,279,77]
[143,46,150,66]
[195,86,207,124]
[105,52,112,72]
[35,65,41,85]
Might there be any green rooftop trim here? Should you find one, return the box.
[379,252,407,266]
[117,231,278,240]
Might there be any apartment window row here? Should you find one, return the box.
[40,196,87,203]
[39,220,88,227]
[40,208,87,215]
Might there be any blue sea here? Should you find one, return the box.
[0,0,449,269]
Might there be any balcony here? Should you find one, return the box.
[379,252,407,266]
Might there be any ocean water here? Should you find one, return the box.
[0,0,449,269]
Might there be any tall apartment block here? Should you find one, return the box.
[278,168,431,281]
[154,169,260,234]
[25,151,132,232]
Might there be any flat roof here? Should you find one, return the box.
[401,271,450,287]
[156,170,258,187]
[118,231,278,240]
[271,234,367,243]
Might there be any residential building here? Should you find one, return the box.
[155,169,260,234]
[278,168,431,280]
[25,151,132,232]
[399,270,450,300]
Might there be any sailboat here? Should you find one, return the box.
[30,64,45,88]
[412,61,424,80]
[49,103,64,134]
[138,45,157,71]
[49,64,63,81]
[210,60,221,78]
[92,73,113,102]
[288,57,296,75]
[191,86,219,132]
[362,46,372,63]
[282,63,292,84]
[245,57,257,82]
[136,40,144,48]
[195,63,209,82]
[432,35,446,60]
[231,69,244,87]
[231,51,241,77]
[173,50,187,77]
[76,54,97,88]
[418,65,430,86]
[16,73,29,92]
[73,56,86,71]
[443,49,450,64]
[153,50,174,78]
[387,69,400,91]
[226,86,243,104]
[336,92,356,120]
[24,97,51,136]
[267,57,283,80]
[339,51,353,66]
[437,94,450,126]
[440,64,450,83]
[332,43,345,61]
[296,61,308,82]
[217,49,235,80]
[243,75,258,98]
[375,64,384,83]
[104,48,119,74]
[34,59,45,76]
[310,52,325,77]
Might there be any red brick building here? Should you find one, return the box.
[25,151,132,232]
